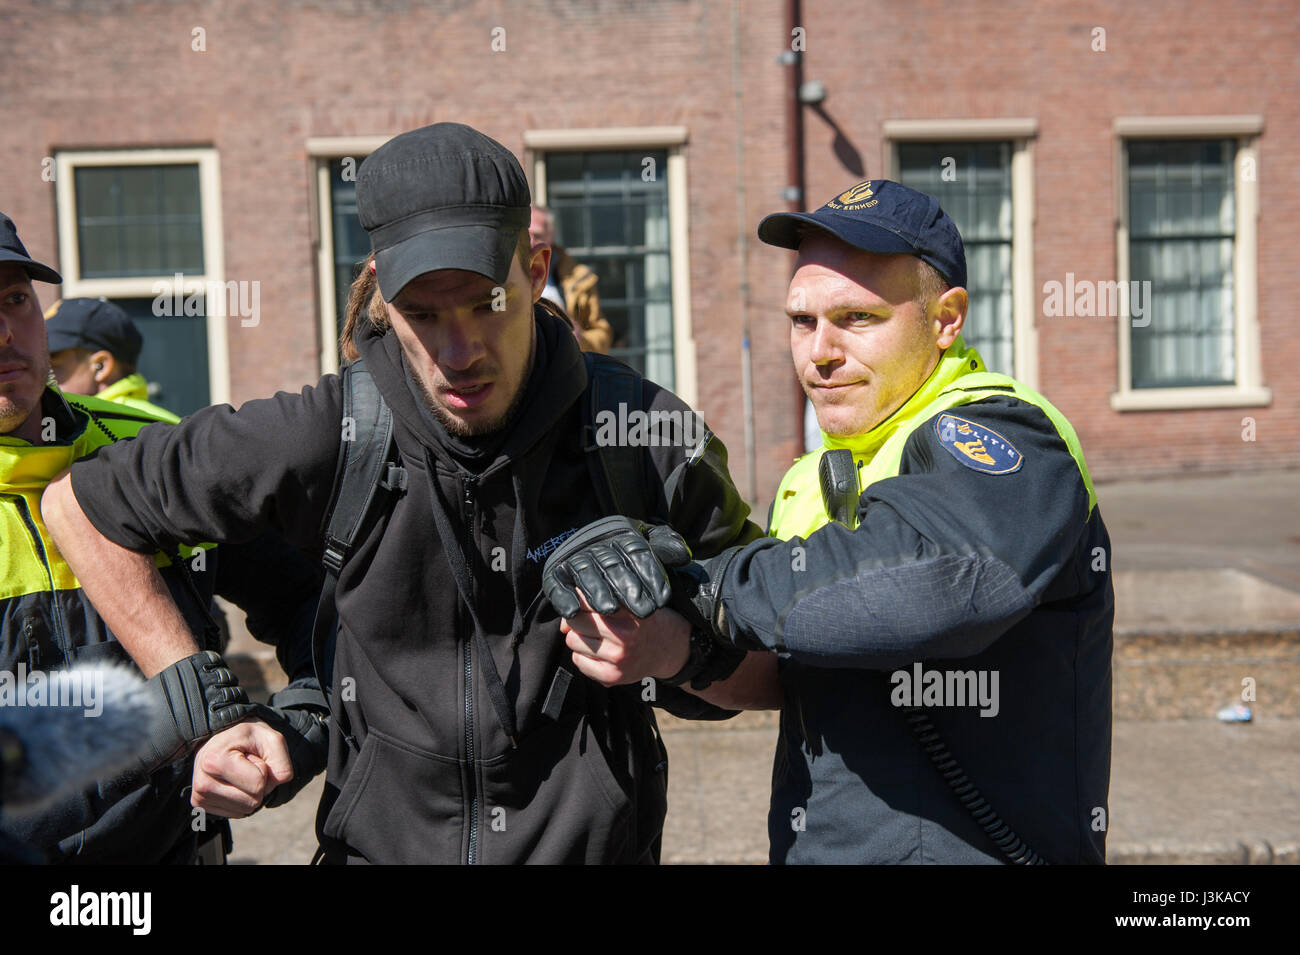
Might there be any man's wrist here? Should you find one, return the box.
[142,650,254,773]
[652,613,692,680]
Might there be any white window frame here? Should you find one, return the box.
[524,127,697,408]
[1111,116,1269,411]
[306,136,390,376]
[883,119,1039,388]
[53,147,229,406]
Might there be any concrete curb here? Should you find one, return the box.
[1108,840,1300,865]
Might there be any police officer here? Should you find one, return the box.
[0,212,325,863]
[45,297,177,421]
[543,180,1114,864]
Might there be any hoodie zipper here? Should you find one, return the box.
[462,475,479,865]
[5,494,71,663]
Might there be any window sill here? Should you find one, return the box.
[1110,385,1272,412]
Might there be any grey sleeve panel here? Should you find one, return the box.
[779,552,1034,668]
[70,377,344,556]
[721,397,1091,666]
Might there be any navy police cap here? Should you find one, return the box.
[45,297,143,366]
[757,179,967,290]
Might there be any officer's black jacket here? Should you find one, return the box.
[726,395,1113,864]
[70,308,760,864]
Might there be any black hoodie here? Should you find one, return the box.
[70,306,761,864]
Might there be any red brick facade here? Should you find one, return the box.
[3,0,1295,510]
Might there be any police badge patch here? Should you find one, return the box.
[934,413,1024,475]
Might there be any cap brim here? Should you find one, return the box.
[757,211,919,258]
[375,225,518,301]
[0,250,61,285]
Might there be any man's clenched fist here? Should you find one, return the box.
[561,592,691,688]
[191,720,294,819]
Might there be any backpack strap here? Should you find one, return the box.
[321,360,405,575]
[540,354,652,723]
[537,353,656,725]
[311,360,405,744]
[581,352,649,521]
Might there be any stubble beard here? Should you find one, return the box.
[415,369,529,438]
[0,350,50,437]
[805,379,877,438]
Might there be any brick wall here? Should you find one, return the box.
[798,0,1300,482]
[2,0,1293,514]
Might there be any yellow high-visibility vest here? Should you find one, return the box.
[769,336,1097,542]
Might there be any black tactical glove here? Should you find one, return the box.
[542,516,745,689]
[140,650,255,775]
[246,702,330,809]
[542,516,684,619]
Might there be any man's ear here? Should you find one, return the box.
[90,350,116,386]
[932,287,968,350]
[528,244,551,304]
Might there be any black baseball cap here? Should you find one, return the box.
[757,179,967,290]
[0,212,62,285]
[45,298,143,366]
[356,123,532,301]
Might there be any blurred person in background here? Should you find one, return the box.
[45,297,177,422]
[529,204,612,353]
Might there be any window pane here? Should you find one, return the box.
[1128,140,1236,388]
[545,149,673,389]
[547,152,583,185]
[590,200,627,248]
[897,141,1014,374]
[554,202,586,249]
[74,164,204,278]
[107,296,210,416]
[585,152,626,183]
[328,158,372,338]
[598,258,628,301]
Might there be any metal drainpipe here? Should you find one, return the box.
[785,0,806,457]
[731,0,757,503]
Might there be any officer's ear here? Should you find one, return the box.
[931,287,968,350]
[89,350,117,387]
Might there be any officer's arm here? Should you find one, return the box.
[720,398,1095,669]
[41,380,342,676]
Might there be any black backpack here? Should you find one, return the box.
[309,353,657,712]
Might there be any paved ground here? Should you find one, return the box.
[230,714,1300,865]
[227,469,1300,864]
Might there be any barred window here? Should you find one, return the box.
[897,142,1014,375]
[1127,140,1236,389]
